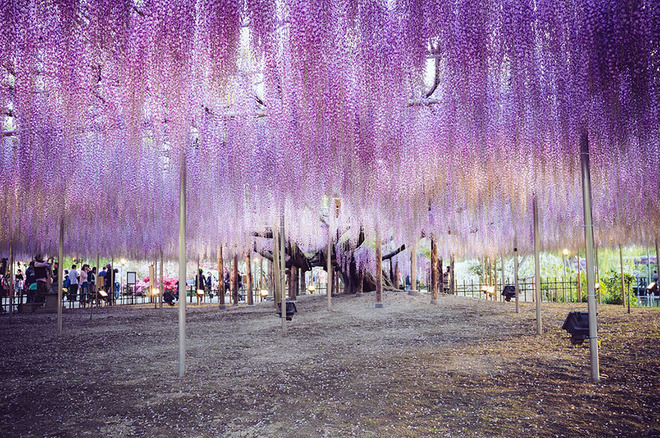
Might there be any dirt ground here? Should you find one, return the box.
[1,292,659,437]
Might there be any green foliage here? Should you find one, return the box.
[600,269,637,305]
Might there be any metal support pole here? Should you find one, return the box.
[580,130,600,383]
[619,243,626,309]
[513,213,520,313]
[533,196,542,335]
[178,149,187,378]
[595,244,601,304]
[430,237,438,304]
[246,252,253,305]
[562,253,568,303]
[57,218,64,335]
[501,252,505,301]
[450,255,455,296]
[280,214,287,336]
[273,226,280,307]
[218,247,225,309]
[656,237,659,290]
[160,250,164,310]
[409,239,417,295]
[327,212,333,311]
[8,246,13,320]
[375,228,383,308]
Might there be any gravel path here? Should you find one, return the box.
[1,292,659,437]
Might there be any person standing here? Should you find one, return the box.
[68,264,79,303]
[14,269,24,296]
[196,269,205,293]
[79,265,89,307]
[103,264,113,305]
[51,262,59,294]
[88,267,97,305]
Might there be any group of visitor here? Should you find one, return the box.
[0,256,120,307]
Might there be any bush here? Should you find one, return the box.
[601,269,636,305]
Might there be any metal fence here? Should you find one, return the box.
[3,277,657,313]
[0,282,339,314]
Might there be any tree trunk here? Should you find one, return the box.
[300,268,306,295]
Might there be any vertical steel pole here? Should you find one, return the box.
[57,218,64,335]
[327,209,333,311]
[280,214,287,336]
[514,227,519,313]
[450,255,455,296]
[430,237,438,304]
[501,252,505,301]
[375,227,383,308]
[178,149,187,377]
[533,196,542,335]
[580,130,599,383]
[218,247,225,309]
[160,250,164,310]
[619,243,626,308]
[409,239,417,295]
[595,244,601,304]
[562,254,567,302]
[273,226,280,307]
[8,246,13,321]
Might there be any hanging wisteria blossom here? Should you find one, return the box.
[0,0,658,261]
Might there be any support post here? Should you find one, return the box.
[8,246,13,321]
[272,226,280,306]
[178,149,187,378]
[619,243,626,309]
[501,252,505,301]
[246,252,253,305]
[375,228,383,308]
[280,214,287,336]
[656,237,659,288]
[160,251,164,310]
[57,218,64,335]
[533,195,542,335]
[430,237,438,304]
[409,239,417,295]
[580,130,600,383]
[232,254,239,305]
[514,227,519,313]
[394,261,399,290]
[450,255,455,295]
[149,263,155,307]
[327,219,333,311]
[218,247,225,309]
[595,244,601,304]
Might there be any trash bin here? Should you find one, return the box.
[562,311,591,345]
[276,301,297,321]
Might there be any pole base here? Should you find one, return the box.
[375,302,384,309]
[430,299,437,305]
[218,304,226,310]
[408,290,419,296]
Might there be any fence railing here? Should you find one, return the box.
[2,277,657,313]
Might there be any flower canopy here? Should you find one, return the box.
[1,0,658,260]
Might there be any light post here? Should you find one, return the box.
[562,249,569,302]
